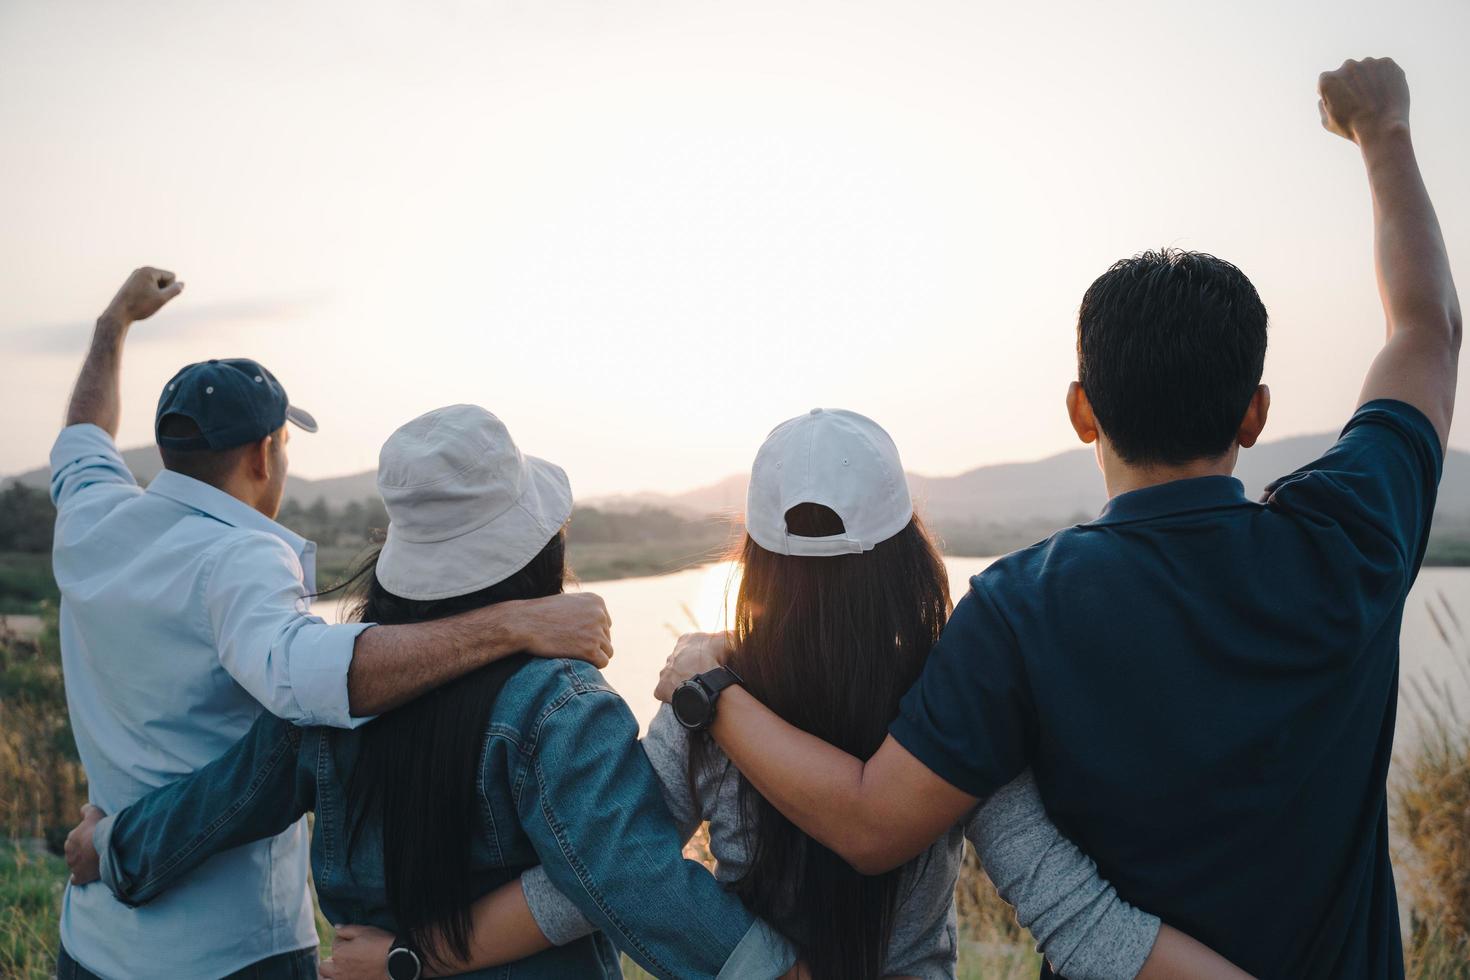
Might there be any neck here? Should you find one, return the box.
[213,473,273,519]
[1100,446,1238,498]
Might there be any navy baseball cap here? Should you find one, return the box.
[155,358,318,452]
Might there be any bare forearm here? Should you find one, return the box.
[710,687,876,859]
[65,316,129,436]
[706,687,975,874]
[1136,925,1255,980]
[423,880,551,976]
[1363,128,1461,341]
[347,591,612,716]
[346,606,523,716]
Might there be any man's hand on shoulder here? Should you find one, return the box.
[99,267,185,331]
[65,803,105,886]
[1318,57,1410,147]
[499,591,614,668]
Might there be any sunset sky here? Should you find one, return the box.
[2,0,1467,496]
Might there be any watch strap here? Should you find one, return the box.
[699,664,743,696]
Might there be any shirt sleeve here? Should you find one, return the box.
[520,865,598,946]
[889,581,1037,799]
[641,703,706,841]
[204,532,373,729]
[96,712,316,907]
[48,423,140,517]
[1265,399,1443,585]
[967,771,1159,980]
[517,685,794,980]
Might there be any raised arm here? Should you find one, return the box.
[66,267,184,436]
[1319,57,1462,450]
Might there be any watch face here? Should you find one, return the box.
[387,947,421,980]
[671,682,711,730]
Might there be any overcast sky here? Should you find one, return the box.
[2,0,1467,495]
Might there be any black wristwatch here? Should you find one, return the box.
[386,934,422,980]
[671,665,744,732]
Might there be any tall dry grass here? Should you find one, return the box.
[0,605,87,850]
[1394,591,1470,977]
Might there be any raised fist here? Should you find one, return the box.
[1318,58,1410,146]
[101,266,185,326]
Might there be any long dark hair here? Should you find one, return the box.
[691,503,951,980]
[335,531,567,969]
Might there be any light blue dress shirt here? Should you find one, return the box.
[50,424,372,979]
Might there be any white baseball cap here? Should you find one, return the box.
[374,404,573,601]
[745,408,913,557]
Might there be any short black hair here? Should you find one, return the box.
[157,414,254,487]
[1077,248,1268,465]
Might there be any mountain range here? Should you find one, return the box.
[9,431,1469,528]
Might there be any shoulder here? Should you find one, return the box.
[497,658,631,747]
[1262,399,1443,560]
[205,527,302,574]
[1267,399,1443,498]
[643,702,692,770]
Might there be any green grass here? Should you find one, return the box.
[0,844,66,980]
[0,554,58,615]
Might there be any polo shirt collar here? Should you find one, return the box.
[1091,475,1253,526]
[147,468,311,560]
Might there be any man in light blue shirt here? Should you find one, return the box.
[52,268,616,979]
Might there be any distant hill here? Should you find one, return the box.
[9,431,1469,527]
[589,432,1470,529]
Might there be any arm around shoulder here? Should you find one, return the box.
[93,712,314,906]
[517,680,791,979]
[968,771,1253,980]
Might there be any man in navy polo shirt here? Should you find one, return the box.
[656,58,1460,977]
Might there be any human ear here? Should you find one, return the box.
[1067,382,1099,445]
[1236,385,1271,449]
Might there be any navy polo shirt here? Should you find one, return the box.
[892,400,1443,979]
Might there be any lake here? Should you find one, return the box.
[320,559,1470,739]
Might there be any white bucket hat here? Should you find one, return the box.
[745,407,913,557]
[374,404,573,601]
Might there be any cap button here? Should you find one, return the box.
[809,407,822,416]
[209,359,219,364]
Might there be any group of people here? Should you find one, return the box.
[50,57,1459,980]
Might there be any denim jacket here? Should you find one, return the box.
[93,657,792,979]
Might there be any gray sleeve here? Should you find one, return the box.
[641,703,705,841]
[521,865,598,946]
[966,769,1160,980]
